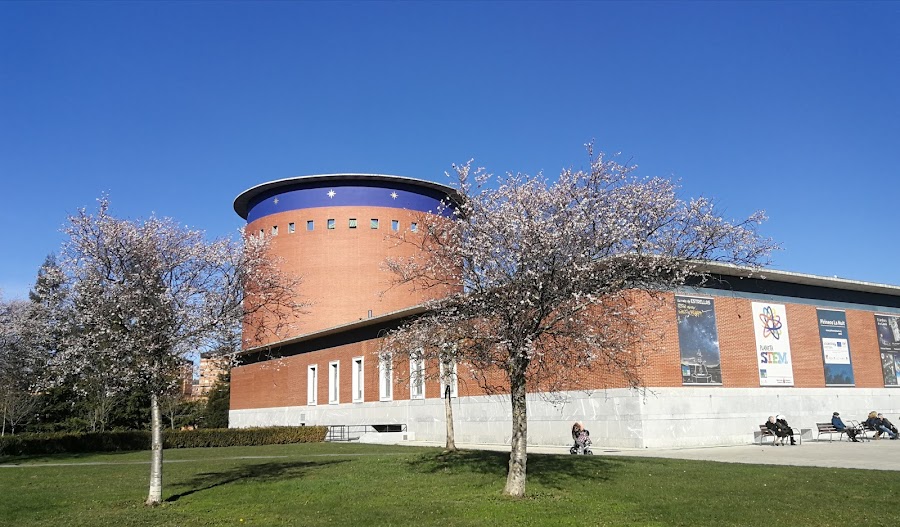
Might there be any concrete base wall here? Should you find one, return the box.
[230,387,900,448]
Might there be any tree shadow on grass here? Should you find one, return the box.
[165,459,346,502]
[408,449,637,490]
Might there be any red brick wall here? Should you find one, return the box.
[244,206,456,347]
[847,309,884,387]
[232,292,894,411]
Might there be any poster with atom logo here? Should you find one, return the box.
[751,302,794,386]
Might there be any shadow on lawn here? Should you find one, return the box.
[165,459,346,502]
[410,449,628,489]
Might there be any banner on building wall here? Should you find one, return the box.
[817,309,854,386]
[752,301,794,386]
[874,314,900,387]
[675,295,723,385]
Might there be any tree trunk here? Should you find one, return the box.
[444,385,456,452]
[502,358,528,497]
[146,393,164,506]
[2,402,6,437]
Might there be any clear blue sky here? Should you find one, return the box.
[1,1,898,299]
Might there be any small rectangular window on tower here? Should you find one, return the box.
[327,219,335,230]
[370,219,379,229]
[391,220,399,231]
[349,218,357,229]
[307,220,314,231]
[259,229,264,237]
[272,225,278,236]
[288,222,295,233]
[410,222,418,232]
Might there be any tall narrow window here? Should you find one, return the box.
[440,360,458,398]
[329,361,340,404]
[370,218,379,229]
[379,353,393,401]
[410,357,425,399]
[259,229,264,237]
[288,222,295,233]
[272,225,278,236]
[391,220,399,231]
[410,222,418,233]
[307,365,318,405]
[327,219,335,230]
[352,356,364,403]
[307,220,314,231]
[349,218,357,229]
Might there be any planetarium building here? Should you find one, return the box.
[230,174,900,448]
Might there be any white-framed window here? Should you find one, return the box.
[259,228,264,237]
[391,220,399,231]
[379,353,393,401]
[410,222,418,232]
[328,361,340,404]
[440,360,458,398]
[307,365,318,405]
[288,222,295,233]
[370,218,379,229]
[272,225,278,236]
[327,219,335,229]
[410,357,425,399]
[352,356,364,403]
[349,218,357,229]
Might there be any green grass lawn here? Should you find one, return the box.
[2,442,898,526]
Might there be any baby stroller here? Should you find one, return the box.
[570,428,593,455]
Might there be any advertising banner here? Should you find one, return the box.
[875,314,900,386]
[675,295,722,385]
[817,309,854,386]
[752,301,794,386]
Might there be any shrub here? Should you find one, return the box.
[0,426,327,457]
[164,426,327,448]
[0,430,151,456]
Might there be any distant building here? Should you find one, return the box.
[194,352,229,399]
[178,358,195,399]
[229,174,900,448]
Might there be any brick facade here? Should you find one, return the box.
[230,175,900,447]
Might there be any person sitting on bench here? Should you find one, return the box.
[831,412,859,442]
[867,412,898,440]
[765,416,792,446]
[776,415,797,445]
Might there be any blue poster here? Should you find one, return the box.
[817,309,854,386]
[676,295,722,385]
[875,314,900,387]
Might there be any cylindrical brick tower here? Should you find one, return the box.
[234,174,459,347]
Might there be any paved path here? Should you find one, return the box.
[408,437,900,472]
[2,439,897,472]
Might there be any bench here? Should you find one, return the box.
[858,421,879,441]
[816,422,845,442]
[757,424,776,445]
[757,424,802,445]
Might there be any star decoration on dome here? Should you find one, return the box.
[273,198,279,204]
[390,191,398,199]
[327,190,336,198]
